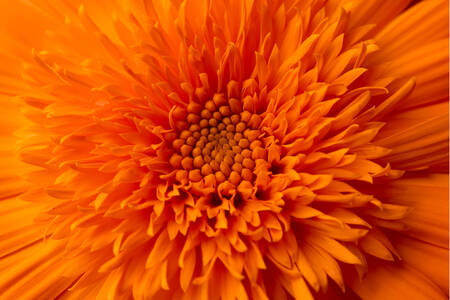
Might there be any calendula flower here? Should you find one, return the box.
[0,0,448,299]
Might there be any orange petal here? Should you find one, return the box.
[392,234,449,293]
[373,173,449,248]
[376,112,448,170]
[351,260,447,300]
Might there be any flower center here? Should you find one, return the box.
[169,94,266,186]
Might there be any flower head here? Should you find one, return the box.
[0,0,448,299]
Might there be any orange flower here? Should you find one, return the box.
[0,0,448,299]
